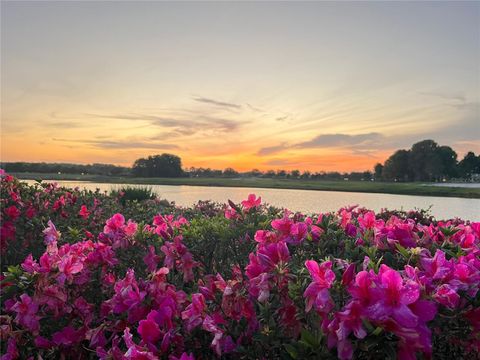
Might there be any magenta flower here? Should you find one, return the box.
[11,293,40,332]
[181,293,206,331]
[271,213,293,237]
[52,326,85,346]
[108,269,146,314]
[138,318,161,344]
[433,284,460,309]
[143,245,161,273]
[102,213,138,248]
[1,338,19,360]
[257,242,290,270]
[254,230,279,244]
[57,253,84,285]
[4,205,21,221]
[78,205,90,219]
[288,222,308,245]
[224,207,238,220]
[21,254,40,273]
[43,220,60,246]
[365,265,420,328]
[358,211,376,230]
[304,260,336,313]
[241,194,261,211]
[420,250,452,281]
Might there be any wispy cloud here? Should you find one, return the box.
[295,132,384,149]
[419,91,466,103]
[257,132,386,156]
[246,103,264,112]
[262,158,298,167]
[84,112,241,133]
[257,143,289,156]
[53,138,180,150]
[192,96,242,110]
[45,121,85,129]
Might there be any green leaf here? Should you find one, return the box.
[395,243,409,259]
[300,329,317,348]
[284,344,298,359]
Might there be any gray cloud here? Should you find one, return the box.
[295,132,384,149]
[246,103,264,112]
[257,132,386,156]
[84,112,241,133]
[262,158,298,167]
[257,143,289,156]
[53,138,180,150]
[46,121,85,129]
[418,91,466,103]
[192,96,242,110]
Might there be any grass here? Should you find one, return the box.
[12,172,480,199]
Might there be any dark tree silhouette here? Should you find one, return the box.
[382,149,411,181]
[132,154,183,177]
[374,163,384,180]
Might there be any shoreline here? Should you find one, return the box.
[12,172,480,199]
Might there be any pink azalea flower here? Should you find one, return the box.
[143,246,161,273]
[420,250,452,281]
[254,230,279,244]
[43,220,60,246]
[292,222,308,243]
[52,326,85,346]
[256,242,290,270]
[57,254,84,285]
[21,254,40,273]
[125,220,138,237]
[138,318,161,343]
[181,293,206,331]
[202,314,225,356]
[108,269,146,314]
[304,260,336,313]
[433,284,460,309]
[358,211,376,230]
[271,213,293,237]
[365,265,420,328]
[4,206,21,221]
[241,194,261,211]
[224,207,238,220]
[79,205,90,219]
[11,293,40,332]
[1,338,19,360]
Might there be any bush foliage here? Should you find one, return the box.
[1,171,479,359]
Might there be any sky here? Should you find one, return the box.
[1,1,479,172]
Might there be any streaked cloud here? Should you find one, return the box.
[257,133,386,156]
[295,132,385,149]
[192,96,242,110]
[84,112,241,133]
[53,138,180,150]
[257,143,290,156]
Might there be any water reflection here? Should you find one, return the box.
[22,180,480,221]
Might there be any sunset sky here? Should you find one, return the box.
[1,1,479,172]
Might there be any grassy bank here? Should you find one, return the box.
[12,172,480,199]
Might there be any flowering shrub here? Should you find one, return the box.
[1,171,479,359]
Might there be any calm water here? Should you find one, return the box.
[21,180,480,221]
[427,183,480,188]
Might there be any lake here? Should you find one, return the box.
[21,180,480,221]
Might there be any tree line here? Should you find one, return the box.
[1,162,130,176]
[374,139,480,182]
[2,139,479,182]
